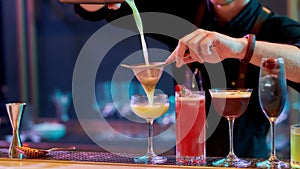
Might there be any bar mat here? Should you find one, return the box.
[0,148,288,168]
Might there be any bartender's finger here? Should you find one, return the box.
[165,50,176,64]
[175,40,189,67]
[189,48,204,63]
[176,44,188,67]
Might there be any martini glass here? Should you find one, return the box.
[130,94,170,164]
[256,58,289,168]
[209,88,252,168]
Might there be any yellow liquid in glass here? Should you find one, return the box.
[291,132,300,168]
[131,103,169,120]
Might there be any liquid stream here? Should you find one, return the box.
[125,0,156,104]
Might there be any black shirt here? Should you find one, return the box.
[75,0,300,158]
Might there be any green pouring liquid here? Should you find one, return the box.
[125,0,158,104]
[125,0,150,66]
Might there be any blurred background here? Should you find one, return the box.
[0,0,299,158]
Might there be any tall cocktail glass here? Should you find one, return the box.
[130,94,169,164]
[176,90,206,164]
[257,58,289,168]
[291,124,300,168]
[209,88,252,168]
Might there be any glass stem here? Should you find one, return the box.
[227,118,236,158]
[147,119,155,156]
[269,121,277,161]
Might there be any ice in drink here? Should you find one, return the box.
[175,87,206,164]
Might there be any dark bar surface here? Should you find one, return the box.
[0,148,291,168]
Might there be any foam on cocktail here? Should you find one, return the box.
[175,85,205,100]
[210,92,251,98]
[177,96,204,101]
[210,90,252,119]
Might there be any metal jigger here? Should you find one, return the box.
[6,103,26,158]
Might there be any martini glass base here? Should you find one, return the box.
[212,156,251,168]
[256,158,289,168]
[134,154,167,164]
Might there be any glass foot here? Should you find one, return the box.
[134,154,167,164]
[212,157,251,168]
[176,155,206,165]
[256,158,289,168]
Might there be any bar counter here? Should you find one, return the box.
[0,119,292,169]
[0,147,291,169]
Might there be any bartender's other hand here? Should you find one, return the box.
[107,3,121,10]
[80,4,105,12]
[165,29,248,67]
[80,3,121,12]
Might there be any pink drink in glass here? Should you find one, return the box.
[176,91,206,164]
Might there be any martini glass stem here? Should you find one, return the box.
[147,119,155,156]
[227,118,237,159]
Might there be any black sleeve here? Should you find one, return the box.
[74,3,140,22]
[288,80,300,93]
[73,0,202,22]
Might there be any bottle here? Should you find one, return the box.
[59,0,125,4]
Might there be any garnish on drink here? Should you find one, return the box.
[262,57,279,72]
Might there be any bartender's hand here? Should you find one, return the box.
[107,3,121,10]
[80,3,121,12]
[165,29,248,67]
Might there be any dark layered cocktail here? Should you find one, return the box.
[209,88,252,168]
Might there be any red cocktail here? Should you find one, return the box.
[176,90,206,164]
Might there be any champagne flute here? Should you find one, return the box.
[256,58,289,168]
[209,88,252,168]
[130,94,169,164]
